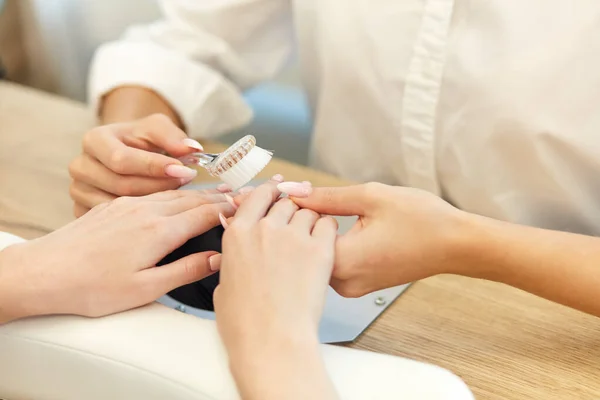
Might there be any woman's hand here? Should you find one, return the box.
[279,182,469,297]
[68,113,205,217]
[214,182,339,400]
[0,190,234,323]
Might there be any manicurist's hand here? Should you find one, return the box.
[214,182,339,400]
[278,182,468,297]
[69,113,206,217]
[0,190,234,324]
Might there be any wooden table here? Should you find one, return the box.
[1,82,599,399]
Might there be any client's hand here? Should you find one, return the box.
[214,182,339,400]
[69,114,208,217]
[0,191,234,323]
[280,182,468,297]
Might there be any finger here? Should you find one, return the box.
[266,198,299,225]
[283,184,373,216]
[70,154,183,196]
[142,189,224,204]
[69,180,117,209]
[232,174,284,208]
[83,125,197,179]
[234,182,282,224]
[73,202,90,218]
[170,202,236,241]
[132,114,203,157]
[139,251,218,295]
[312,216,339,241]
[163,193,228,216]
[289,208,321,232]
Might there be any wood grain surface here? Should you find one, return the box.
[1,82,599,399]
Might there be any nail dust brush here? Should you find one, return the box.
[180,135,273,190]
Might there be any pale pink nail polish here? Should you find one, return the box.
[277,182,312,197]
[224,194,238,210]
[165,164,197,179]
[179,176,195,186]
[217,183,232,193]
[209,254,222,272]
[218,213,229,229]
[302,181,312,187]
[238,186,255,195]
[271,174,284,183]
[183,138,204,151]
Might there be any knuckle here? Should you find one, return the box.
[108,149,128,174]
[258,217,277,232]
[114,179,136,196]
[333,282,365,299]
[145,113,171,126]
[82,127,104,148]
[361,182,384,202]
[68,157,81,178]
[297,208,318,219]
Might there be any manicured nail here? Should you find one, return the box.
[218,213,229,229]
[209,254,222,272]
[217,183,232,193]
[165,164,198,179]
[271,174,284,183]
[224,194,238,210]
[183,138,203,151]
[277,182,312,197]
[238,186,255,195]
[179,156,200,166]
[302,181,312,186]
[179,176,195,186]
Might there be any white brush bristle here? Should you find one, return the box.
[219,146,273,190]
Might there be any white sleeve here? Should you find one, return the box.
[0,232,25,251]
[88,0,294,139]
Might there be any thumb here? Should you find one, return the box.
[283,184,372,216]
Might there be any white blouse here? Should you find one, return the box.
[90,0,600,234]
[0,232,24,251]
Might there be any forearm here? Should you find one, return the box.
[100,86,183,127]
[229,333,338,400]
[457,214,600,316]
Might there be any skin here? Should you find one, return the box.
[69,87,195,217]
[215,182,339,400]
[273,182,600,317]
[0,190,234,324]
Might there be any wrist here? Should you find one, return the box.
[446,211,514,281]
[100,86,183,128]
[228,325,320,377]
[0,244,34,323]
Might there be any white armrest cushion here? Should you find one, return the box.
[0,303,473,400]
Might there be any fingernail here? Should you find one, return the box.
[271,174,284,183]
[209,254,222,272]
[217,183,232,193]
[179,156,200,165]
[183,138,203,151]
[277,182,313,197]
[238,186,255,195]
[224,194,238,210]
[165,164,198,179]
[218,213,229,229]
[179,176,195,186]
[302,181,312,187]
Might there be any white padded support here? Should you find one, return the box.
[0,303,473,400]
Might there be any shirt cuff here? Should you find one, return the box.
[0,232,25,252]
[88,40,253,139]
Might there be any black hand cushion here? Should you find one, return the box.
[156,226,224,311]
